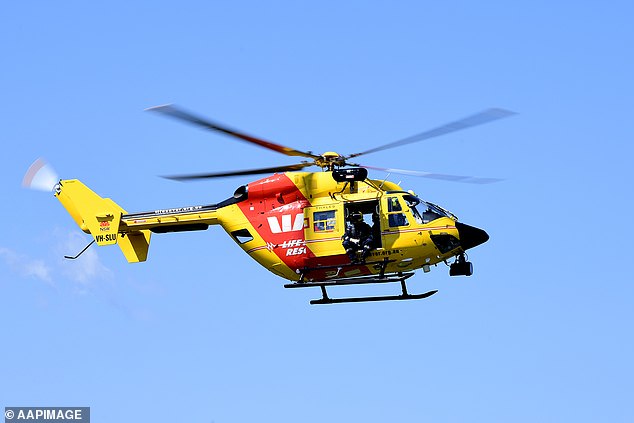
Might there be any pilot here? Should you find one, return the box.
[342,211,374,263]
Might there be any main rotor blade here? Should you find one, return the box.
[347,108,516,160]
[162,162,314,181]
[147,104,320,160]
[363,165,503,184]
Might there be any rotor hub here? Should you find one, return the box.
[317,151,347,170]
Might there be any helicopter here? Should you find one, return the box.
[51,105,514,304]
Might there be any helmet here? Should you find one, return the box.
[350,211,363,221]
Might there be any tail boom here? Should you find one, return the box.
[55,179,219,263]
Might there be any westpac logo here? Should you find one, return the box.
[267,213,304,234]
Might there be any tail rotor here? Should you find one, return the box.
[22,158,59,192]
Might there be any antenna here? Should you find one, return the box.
[64,240,95,260]
[379,173,391,190]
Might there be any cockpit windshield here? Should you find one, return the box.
[403,194,457,224]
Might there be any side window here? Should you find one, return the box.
[313,210,336,232]
[388,197,402,212]
[231,228,254,244]
[388,214,409,227]
[387,197,409,227]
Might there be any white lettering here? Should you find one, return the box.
[280,239,305,248]
[267,216,282,233]
[286,246,307,256]
[267,213,304,234]
[154,206,203,215]
[14,408,84,420]
[281,214,292,232]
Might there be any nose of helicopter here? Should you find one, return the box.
[455,222,489,250]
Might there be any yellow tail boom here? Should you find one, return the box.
[55,179,220,263]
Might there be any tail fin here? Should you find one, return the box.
[55,179,151,263]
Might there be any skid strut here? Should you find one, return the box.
[284,271,437,305]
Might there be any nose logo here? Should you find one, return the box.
[267,213,304,234]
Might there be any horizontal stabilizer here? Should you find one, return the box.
[118,230,152,263]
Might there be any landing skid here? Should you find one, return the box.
[284,271,438,305]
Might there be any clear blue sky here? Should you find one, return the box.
[2,1,633,422]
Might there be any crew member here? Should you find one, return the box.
[342,211,374,263]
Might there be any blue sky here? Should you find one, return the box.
[2,1,633,422]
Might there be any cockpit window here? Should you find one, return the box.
[403,194,456,223]
[421,206,444,223]
[387,197,409,227]
[403,194,424,224]
[388,197,402,212]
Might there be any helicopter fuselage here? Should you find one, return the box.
[91,171,489,282]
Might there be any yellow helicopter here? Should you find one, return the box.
[51,105,513,304]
